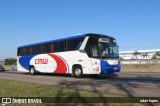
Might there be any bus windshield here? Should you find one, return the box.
[99,39,119,58]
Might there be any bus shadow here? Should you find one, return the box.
[56,75,160,97]
[32,72,118,79]
[20,72,160,97]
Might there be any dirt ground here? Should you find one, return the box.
[121,64,160,72]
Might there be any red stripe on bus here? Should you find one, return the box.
[48,54,67,74]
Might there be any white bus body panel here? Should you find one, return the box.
[17,51,94,74]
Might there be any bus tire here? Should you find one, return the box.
[73,66,83,78]
[29,67,35,75]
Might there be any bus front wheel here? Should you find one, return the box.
[73,66,83,78]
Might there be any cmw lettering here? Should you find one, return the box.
[35,59,48,64]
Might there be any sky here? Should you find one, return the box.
[0,0,160,60]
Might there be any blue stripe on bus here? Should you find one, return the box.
[100,60,121,74]
[19,55,34,71]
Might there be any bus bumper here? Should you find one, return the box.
[100,60,121,74]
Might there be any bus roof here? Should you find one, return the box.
[18,33,115,48]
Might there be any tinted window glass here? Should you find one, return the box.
[59,41,66,52]
[85,37,98,58]
[17,48,20,56]
[19,48,24,56]
[41,45,46,53]
[53,42,59,52]
[29,47,32,55]
[36,45,41,54]
[18,37,85,55]
[23,48,26,55]
[50,43,53,53]
[68,38,83,51]
[45,43,51,53]
[32,46,36,55]
[27,47,31,55]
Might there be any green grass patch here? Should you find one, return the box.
[0,79,117,97]
[0,79,151,106]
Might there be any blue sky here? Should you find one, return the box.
[0,0,160,60]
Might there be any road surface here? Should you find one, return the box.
[0,71,160,97]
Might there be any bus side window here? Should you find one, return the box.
[30,47,32,55]
[26,47,30,55]
[20,48,23,56]
[36,45,41,54]
[50,43,54,53]
[41,45,44,53]
[85,37,98,58]
[59,41,66,52]
[92,46,98,57]
[23,48,26,56]
[45,43,51,53]
[77,41,82,49]
[53,42,58,52]
[17,48,21,56]
[65,41,68,51]
[32,46,36,54]
[68,38,83,51]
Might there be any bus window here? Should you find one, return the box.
[50,43,54,53]
[45,43,51,53]
[17,48,20,56]
[31,46,35,55]
[53,42,59,52]
[41,45,44,53]
[30,47,32,55]
[59,41,66,52]
[23,48,26,54]
[85,37,98,58]
[26,47,30,55]
[92,46,98,57]
[36,45,41,54]
[68,38,83,51]
[20,48,23,56]
[23,48,27,55]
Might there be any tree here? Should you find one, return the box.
[151,51,160,59]
[151,55,157,59]
[5,58,17,65]
[155,51,160,56]
[132,51,141,59]
[141,53,149,59]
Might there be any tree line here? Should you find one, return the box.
[4,58,16,65]
[120,51,160,60]
[132,51,160,59]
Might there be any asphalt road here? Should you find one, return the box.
[0,70,160,97]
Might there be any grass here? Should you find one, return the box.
[0,79,155,106]
[0,79,117,97]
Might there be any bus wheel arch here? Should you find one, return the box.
[72,64,83,78]
[29,65,36,75]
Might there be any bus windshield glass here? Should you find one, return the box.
[99,38,119,58]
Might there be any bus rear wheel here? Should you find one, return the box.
[73,66,83,78]
[29,67,35,75]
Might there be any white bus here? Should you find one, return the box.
[17,33,121,78]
